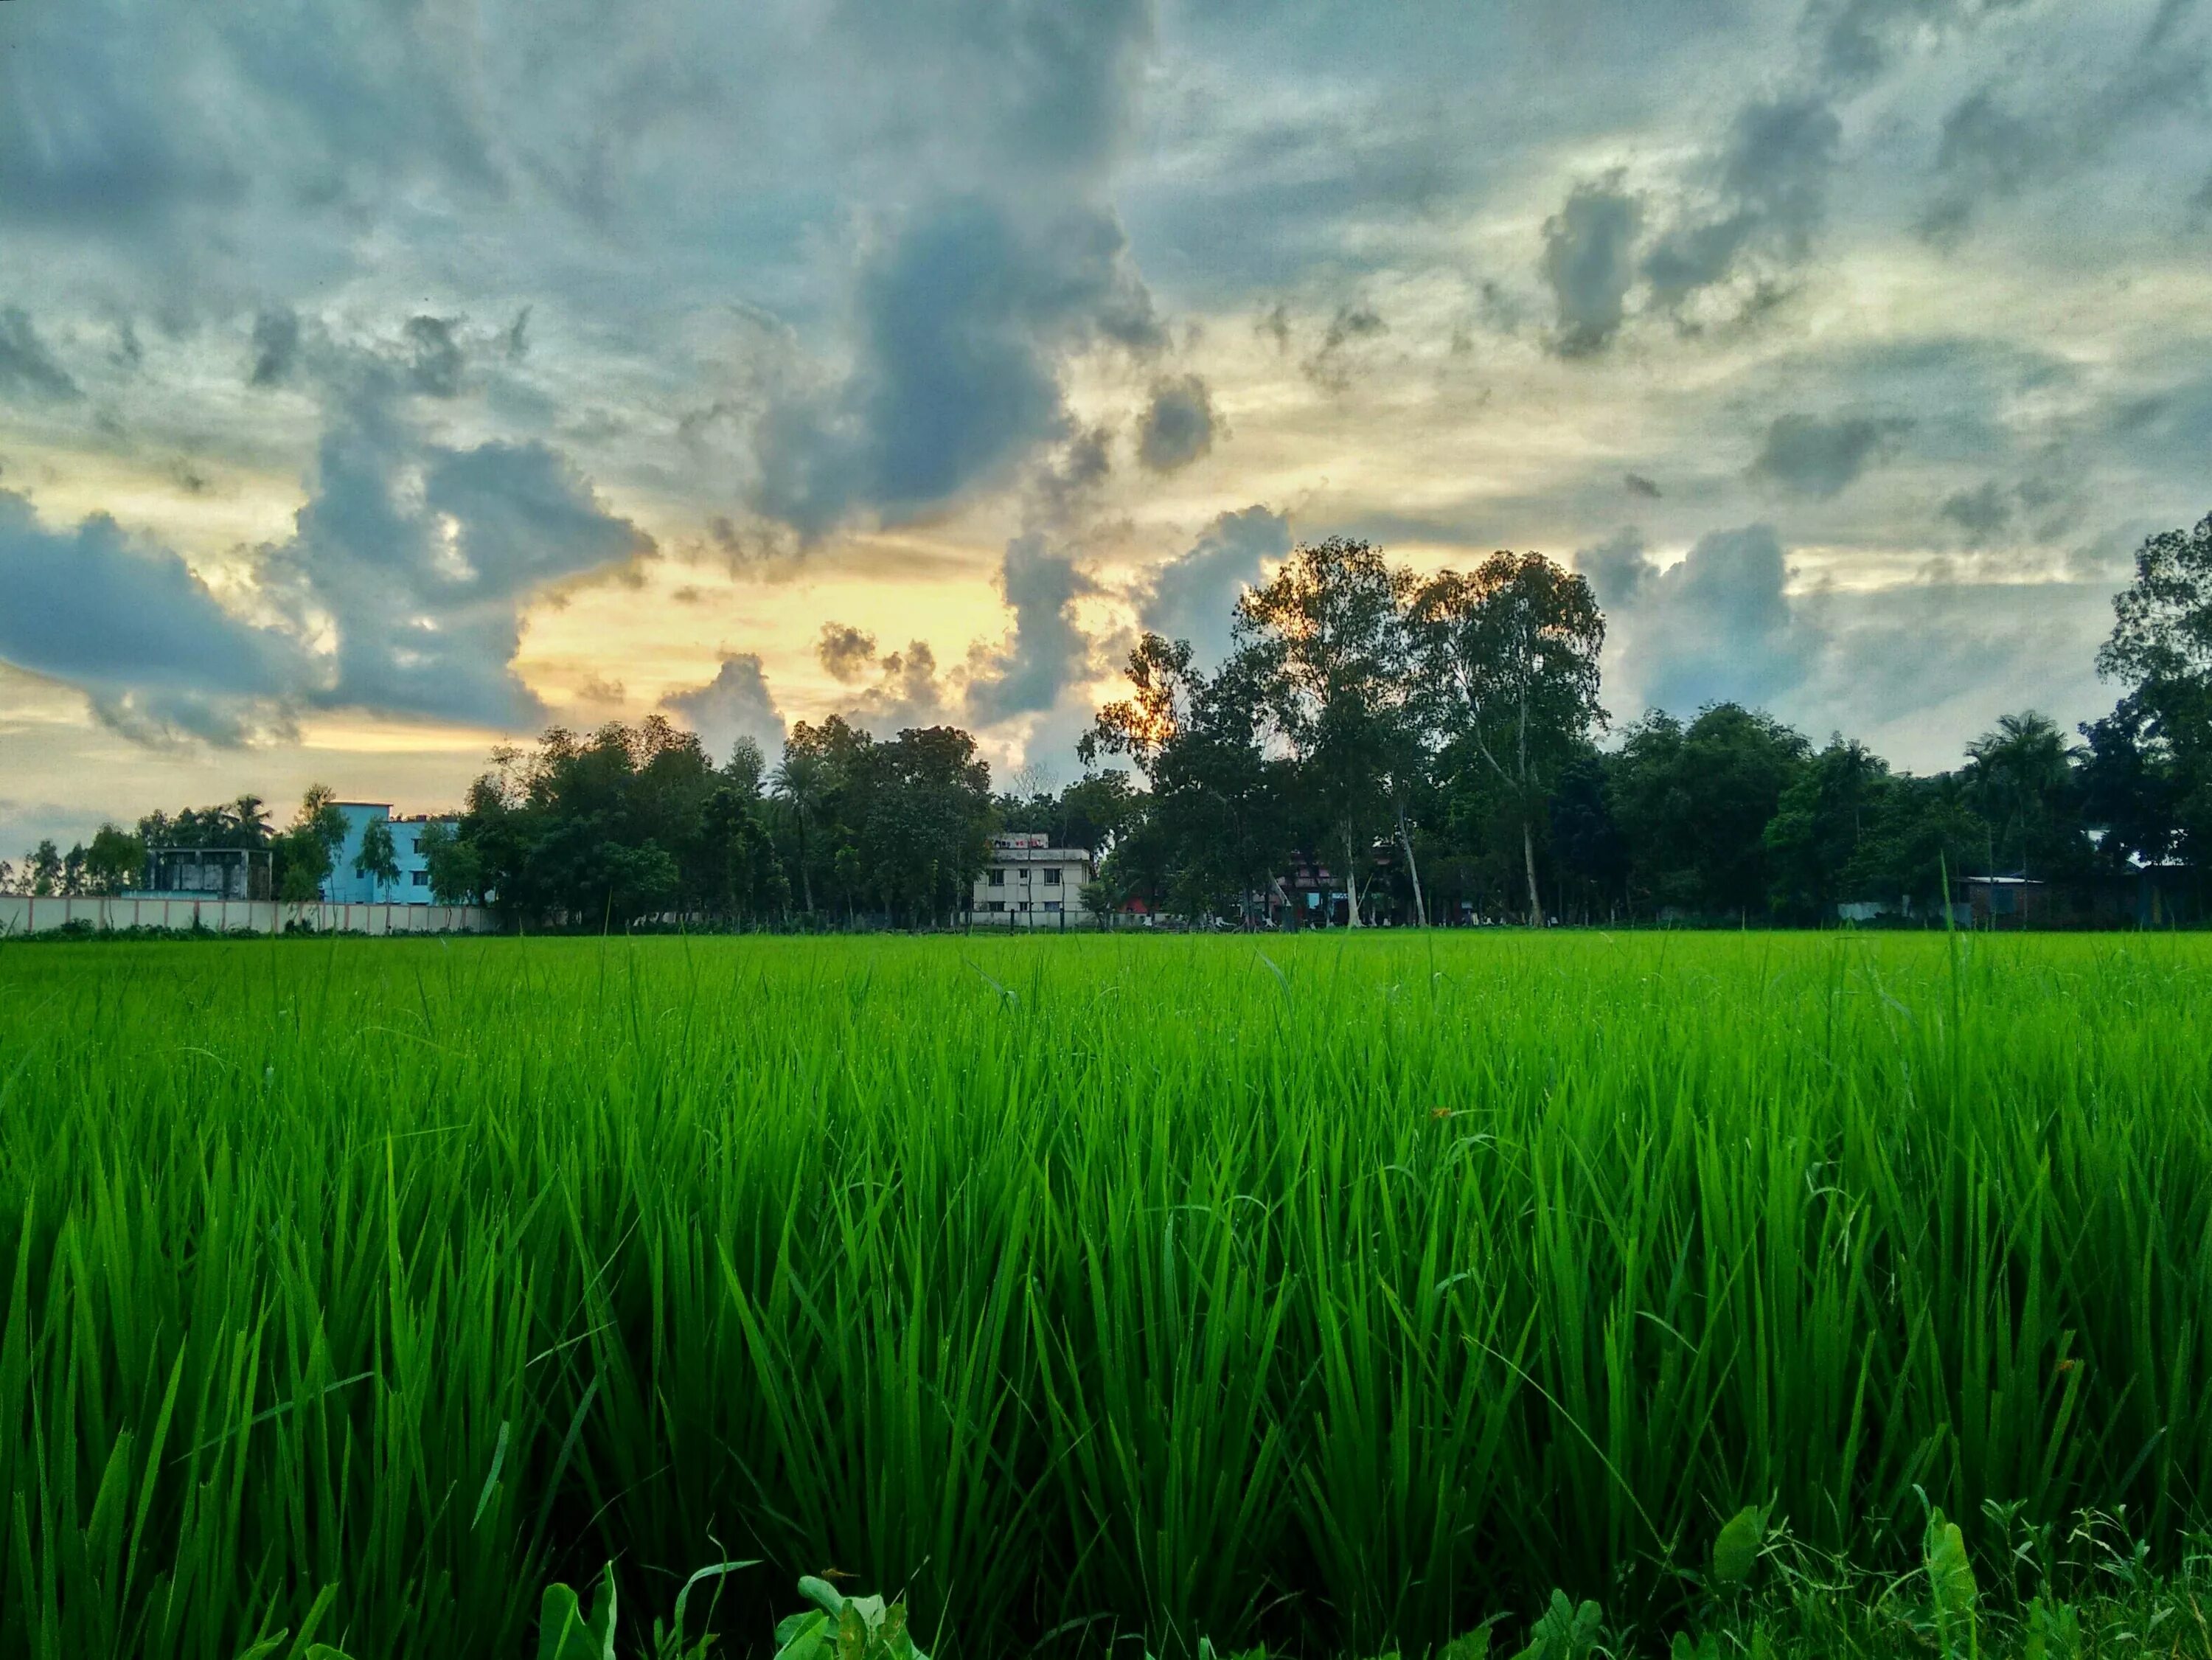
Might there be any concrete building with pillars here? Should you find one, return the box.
[968,833,1093,926]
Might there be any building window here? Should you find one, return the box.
[987,869,1004,886]
[985,900,1006,912]
[1018,900,1030,911]
[1043,867,1061,885]
[411,869,428,887]
[1019,866,1032,881]
[1044,900,1062,911]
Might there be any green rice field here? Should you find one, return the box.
[2,932,2210,1659]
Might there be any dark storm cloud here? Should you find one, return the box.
[1795,577,2113,761]
[1939,479,2014,541]
[1136,375,1218,472]
[816,622,880,683]
[1920,13,2210,241]
[404,316,465,397]
[663,653,786,761]
[835,0,1155,187]
[1590,513,2116,765]
[1938,473,2084,547]
[842,639,956,735]
[1302,305,1388,389]
[1811,0,2028,87]
[1749,412,1911,498]
[734,0,1166,537]
[964,532,1097,724]
[0,488,300,743]
[3,0,2205,791]
[1920,89,2061,241]
[754,198,1159,536]
[1138,504,1290,670]
[1576,527,1655,610]
[0,310,80,402]
[1034,425,1114,520]
[1541,176,1642,357]
[258,372,652,728]
[248,306,300,386]
[1642,94,1841,316]
[0,21,240,231]
[1256,302,1293,353]
[0,5,505,270]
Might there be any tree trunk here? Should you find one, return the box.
[1342,824,1363,928]
[1397,802,1427,928]
[1521,817,1543,928]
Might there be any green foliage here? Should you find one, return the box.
[23,836,62,895]
[417,819,481,905]
[1711,1506,1767,1589]
[1231,536,1416,917]
[352,818,401,896]
[1411,550,1607,925]
[83,824,145,895]
[1927,1509,1980,1659]
[1088,633,1293,920]
[462,716,804,927]
[2021,1595,2081,1660]
[1610,704,1812,918]
[538,1563,619,1660]
[1510,1591,1601,1660]
[772,1575,926,1660]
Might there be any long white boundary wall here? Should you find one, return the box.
[0,896,499,937]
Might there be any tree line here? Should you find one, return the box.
[1082,513,2211,927]
[4,788,361,903]
[10,510,2209,929]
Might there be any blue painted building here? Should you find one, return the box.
[324,802,453,904]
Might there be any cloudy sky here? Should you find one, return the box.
[4,0,2211,849]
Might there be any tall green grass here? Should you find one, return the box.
[0,932,2208,1658]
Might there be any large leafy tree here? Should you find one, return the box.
[24,840,62,897]
[353,819,401,899]
[1411,552,1604,925]
[1085,634,1293,924]
[2095,510,2212,866]
[1548,747,1627,923]
[457,719,771,927]
[2078,699,2181,870]
[82,825,145,895]
[1610,704,1810,920]
[276,784,350,901]
[1231,537,1413,926]
[773,716,875,921]
[855,726,996,925]
[1844,774,1989,913]
[1763,737,1891,921]
[417,820,484,905]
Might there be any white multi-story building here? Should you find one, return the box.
[970,833,1093,925]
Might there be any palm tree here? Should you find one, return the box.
[230,794,274,847]
[1964,711,2080,878]
[771,749,828,915]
